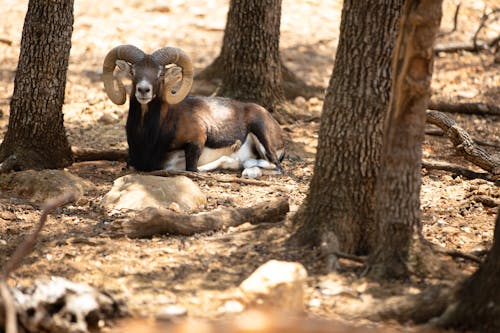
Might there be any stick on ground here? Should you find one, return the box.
[119,196,289,238]
[426,111,500,175]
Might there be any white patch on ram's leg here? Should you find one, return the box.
[198,155,241,172]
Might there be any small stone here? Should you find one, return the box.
[218,300,245,314]
[293,96,307,107]
[156,305,187,321]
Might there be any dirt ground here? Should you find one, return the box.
[0,0,499,331]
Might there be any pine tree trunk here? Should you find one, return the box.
[368,0,443,279]
[0,0,73,170]
[290,1,403,255]
[437,210,500,332]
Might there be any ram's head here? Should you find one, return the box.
[102,45,193,105]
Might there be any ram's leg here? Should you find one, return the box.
[198,155,241,172]
[184,143,202,172]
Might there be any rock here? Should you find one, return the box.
[239,260,307,313]
[0,170,93,203]
[156,304,188,321]
[102,175,206,213]
[13,277,123,333]
[98,111,119,124]
[293,96,307,107]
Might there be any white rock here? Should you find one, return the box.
[239,260,307,312]
[101,175,206,213]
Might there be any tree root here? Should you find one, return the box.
[116,196,289,238]
[72,147,128,162]
[426,110,500,176]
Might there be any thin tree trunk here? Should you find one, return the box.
[217,0,284,110]
[0,0,73,170]
[290,1,403,255]
[196,0,311,124]
[368,0,443,279]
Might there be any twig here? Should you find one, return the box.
[473,8,500,49]
[147,169,279,186]
[437,249,482,264]
[428,101,500,116]
[0,37,12,46]
[422,159,493,181]
[472,195,500,207]
[0,192,77,333]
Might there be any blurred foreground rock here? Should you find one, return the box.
[238,260,308,313]
[6,277,124,333]
[102,174,206,213]
[0,169,93,203]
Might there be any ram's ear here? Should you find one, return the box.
[163,66,183,86]
[115,60,133,80]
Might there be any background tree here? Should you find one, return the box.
[196,0,319,123]
[290,0,403,255]
[0,0,74,171]
[368,0,443,279]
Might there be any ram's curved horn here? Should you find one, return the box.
[102,45,145,105]
[152,47,193,104]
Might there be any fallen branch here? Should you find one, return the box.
[472,195,500,208]
[422,159,493,181]
[147,169,279,186]
[428,101,500,116]
[438,249,482,264]
[426,111,500,175]
[119,196,289,238]
[71,147,128,162]
[1,192,77,333]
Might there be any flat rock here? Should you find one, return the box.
[0,169,94,203]
[102,174,206,213]
[239,260,308,313]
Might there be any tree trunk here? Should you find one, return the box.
[290,1,403,255]
[368,0,443,279]
[0,0,73,171]
[196,0,315,124]
[437,209,500,332]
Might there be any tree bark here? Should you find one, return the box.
[196,0,308,124]
[0,0,73,170]
[368,0,443,279]
[436,210,500,332]
[290,0,403,255]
